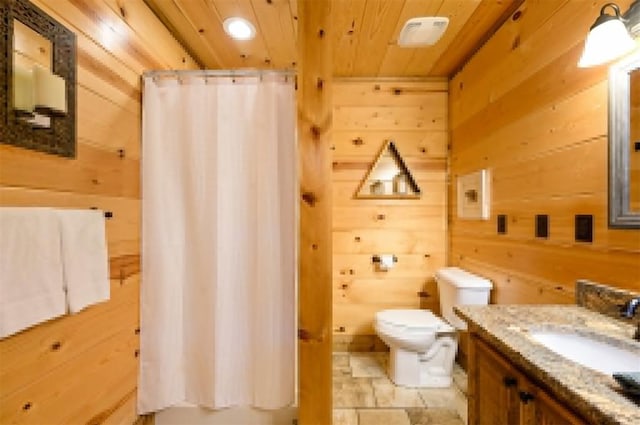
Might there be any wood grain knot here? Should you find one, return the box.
[134,349,140,358]
[23,402,32,411]
[134,328,140,335]
[352,137,363,145]
[301,191,317,206]
[298,328,325,342]
[512,35,520,50]
[424,253,430,258]
[317,78,324,90]
[354,236,361,242]
[117,148,125,158]
[311,244,318,250]
[512,10,522,21]
[50,341,61,351]
[417,291,430,298]
[376,214,386,220]
[392,88,402,95]
[341,284,348,289]
[298,328,311,341]
[318,29,325,38]
[311,125,321,139]
[349,269,355,275]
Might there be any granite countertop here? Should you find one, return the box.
[455,304,640,425]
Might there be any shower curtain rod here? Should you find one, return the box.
[143,69,296,79]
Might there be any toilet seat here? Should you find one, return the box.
[375,309,454,335]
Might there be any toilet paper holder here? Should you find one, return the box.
[372,254,398,271]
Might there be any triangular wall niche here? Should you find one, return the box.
[355,140,421,199]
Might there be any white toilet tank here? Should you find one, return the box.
[435,267,492,330]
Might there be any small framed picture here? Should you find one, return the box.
[457,169,490,219]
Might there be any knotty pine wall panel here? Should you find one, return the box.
[0,0,197,423]
[449,0,640,306]
[332,80,447,350]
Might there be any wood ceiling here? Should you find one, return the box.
[145,0,521,78]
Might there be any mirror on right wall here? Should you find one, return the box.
[609,51,640,228]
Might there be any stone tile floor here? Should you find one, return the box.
[333,352,468,425]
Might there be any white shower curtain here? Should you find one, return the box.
[139,72,296,413]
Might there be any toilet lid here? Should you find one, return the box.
[376,309,453,332]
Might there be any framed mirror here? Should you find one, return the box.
[0,0,76,157]
[609,51,640,228]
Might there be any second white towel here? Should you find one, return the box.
[57,209,110,313]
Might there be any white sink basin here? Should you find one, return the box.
[529,330,640,376]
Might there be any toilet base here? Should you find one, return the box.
[387,335,457,388]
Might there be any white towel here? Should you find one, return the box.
[0,207,67,338]
[56,209,110,313]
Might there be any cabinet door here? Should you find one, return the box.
[532,388,586,425]
[516,380,537,425]
[473,337,520,425]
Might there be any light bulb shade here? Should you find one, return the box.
[13,65,35,117]
[579,18,636,67]
[32,65,67,116]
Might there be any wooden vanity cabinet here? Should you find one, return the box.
[469,335,586,425]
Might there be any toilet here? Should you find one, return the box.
[374,267,492,388]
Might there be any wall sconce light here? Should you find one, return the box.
[578,1,640,67]
[12,64,67,119]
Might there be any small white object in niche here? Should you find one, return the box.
[457,169,490,219]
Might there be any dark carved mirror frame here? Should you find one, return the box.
[0,0,76,158]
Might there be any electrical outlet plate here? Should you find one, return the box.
[536,214,549,238]
[497,214,507,234]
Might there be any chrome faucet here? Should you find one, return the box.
[620,297,640,341]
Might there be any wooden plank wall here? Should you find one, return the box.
[332,79,448,350]
[0,0,197,423]
[449,0,640,306]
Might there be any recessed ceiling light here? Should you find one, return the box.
[223,17,256,40]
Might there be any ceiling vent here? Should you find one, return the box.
[397,17,449,47]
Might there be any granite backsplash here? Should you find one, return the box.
[576,279,640,324]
